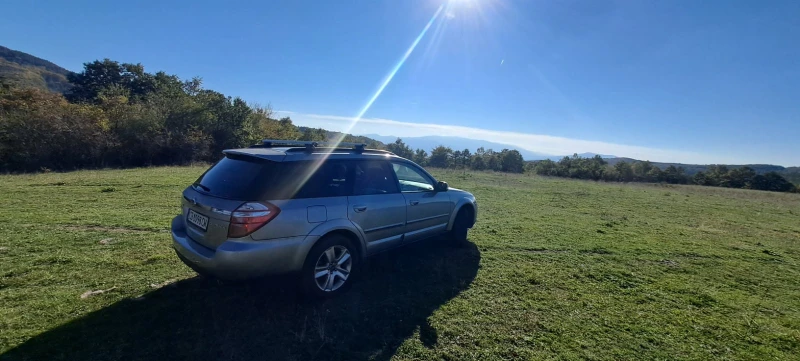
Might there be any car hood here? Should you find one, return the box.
[448,187,475,199]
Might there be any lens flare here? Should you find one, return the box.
[331,4,446,144]
[291,4,446,199]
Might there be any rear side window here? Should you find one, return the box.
[194,156,353,200]
[294,161,351,198]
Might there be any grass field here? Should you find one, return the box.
[1,166,799,360]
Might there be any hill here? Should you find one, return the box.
[296,127,385,148]
[0,45,72,93]
[779,167,800,185]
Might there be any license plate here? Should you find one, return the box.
[187,209,209,231]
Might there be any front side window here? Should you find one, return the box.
[353,161,399,195]
[392,163,435,192]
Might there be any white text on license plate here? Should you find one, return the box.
[187,210,209,231]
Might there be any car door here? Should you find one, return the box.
[391,162,452,243]
[348,159,407,255]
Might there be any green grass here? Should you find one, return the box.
[1,167,799,360]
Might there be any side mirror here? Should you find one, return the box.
[435,181,449,192]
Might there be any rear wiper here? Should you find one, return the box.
[193,183,211,192]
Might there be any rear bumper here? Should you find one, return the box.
[170,216,317,280]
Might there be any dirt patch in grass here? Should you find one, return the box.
[59,225,157,234]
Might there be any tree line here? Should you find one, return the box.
[531,155,798,193]
[385,138,525,173]
[0,58,530,174]
[0,59,377,172]
[1,57,795,195]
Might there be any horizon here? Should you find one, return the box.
[2,0,798,166]
[277,110,799,166]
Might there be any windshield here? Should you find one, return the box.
[193,156,277,200]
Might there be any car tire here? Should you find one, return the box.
[449,208,472,246]
[301,234,359,298]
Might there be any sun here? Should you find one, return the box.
[442,0,501,21]
[446,0,482,8]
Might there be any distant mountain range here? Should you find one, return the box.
[0,45,73,93]
[362,134,549,160]
[361,134,614,161]
[543,153,617,161]
[360,134,799,184]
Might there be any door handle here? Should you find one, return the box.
[409,200,420,206]
[353,205,368,213]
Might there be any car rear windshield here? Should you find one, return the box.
[193,155,354,200]
[192,155,277,199]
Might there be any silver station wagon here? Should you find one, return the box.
[171,140,477,297]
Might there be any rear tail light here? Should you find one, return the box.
[228,202,280,238]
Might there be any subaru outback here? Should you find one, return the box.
[170,140,477,297]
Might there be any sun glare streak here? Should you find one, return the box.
[333,4,446,143]
[293,4,446,198]
[418,2,453,71]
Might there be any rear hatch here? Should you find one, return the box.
[181,153,286,249]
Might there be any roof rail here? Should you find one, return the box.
[256,139,368,152]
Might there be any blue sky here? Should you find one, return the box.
[2,0,798,165]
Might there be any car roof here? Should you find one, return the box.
[223,147,403,162]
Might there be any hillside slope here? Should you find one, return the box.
[603,157,797,184]
[0,46,72,92]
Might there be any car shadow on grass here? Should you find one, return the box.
[2,240,480,361]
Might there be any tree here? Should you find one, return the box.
[453,150,463,169]
[483,149,501,171]
[662,165,688,184]
[602,166,620,181]
[299,127,326,141]
[692,171,712,186]
[471,154,486,170]
[428,146,453,168]
[614,162,634,182]
[460,149,472,169]
[706,165,730,187]
[66,59,157,103]
[632,161,654,182]
[533,159,558,176]
[0,57,394,172]
[751,172,795,192]
[386,138,414,159]
[583,155,608,180]
[727,167,756,189]
[646,167,664,182]
[500,149,525,173]
[248,111,300,144]
[0,87,108,171]
[412,148,428,165]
